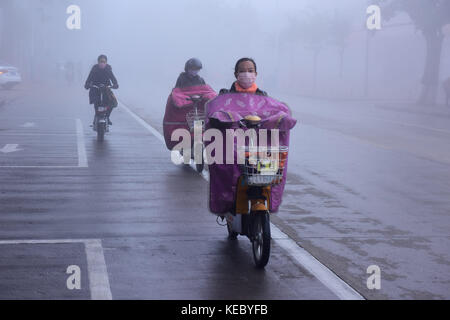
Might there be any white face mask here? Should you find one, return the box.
[237,72,256,89]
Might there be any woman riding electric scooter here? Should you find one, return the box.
[205,57,297,268]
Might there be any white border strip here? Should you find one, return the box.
[0,133,77,136]
[119,102,165,143]
[120,100,365,300]
[84,239,113,300]
[270,225,364,300]
[0,239,92,245]
[0,238,112,300]
[76,119,88,168]
[0,166,81,169]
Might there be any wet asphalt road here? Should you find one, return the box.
[279,95,450,299]
[120,83,450,300]
[0,85,338,300]
[1,83,449,300]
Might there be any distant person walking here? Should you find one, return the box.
[444,78,450,107]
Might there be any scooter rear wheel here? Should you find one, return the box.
[252,212,271,268]
[226,219,238,240]
[196,163,204,173]
[97,123,105,142]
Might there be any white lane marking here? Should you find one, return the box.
[0,239,93,245]
[84,239,113,300]
[0,238,112,300]
[270,225,364,300]
[385,120,450,135]
[0,166,81,169]
[0,133,76,136]
[119,101,165,143]
[121,100,365,300]
[0,144,23,153]
[21,122,36,128]
[76,119,88,168]
[0,117,75,120]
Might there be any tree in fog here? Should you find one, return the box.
[377,0,450,105]
[0,0,17,62]
[329,10,354,79]
[286,8,330,95]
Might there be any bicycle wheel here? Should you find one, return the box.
[252,212,271,268]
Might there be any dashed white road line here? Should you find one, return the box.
[76,118,88,168]
[377,118,450,135]
[119,103,165,144]
[84,239,113,300]
[119,100,365,300]
[0,166,81,169]
[0,238,112,300]
[20,122,36,128]
[270,225,364,300]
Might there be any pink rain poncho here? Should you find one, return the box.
[163,85,217,150]
[205,93,297,214]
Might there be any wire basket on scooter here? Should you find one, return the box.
[186,110,206,131]
[241,146,289,186]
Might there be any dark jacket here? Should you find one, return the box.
[175,72,206,88]
[219,82,267,96]
[84,64,119,105]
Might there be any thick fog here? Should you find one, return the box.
[1,0,450,102]
[2,1,450,301]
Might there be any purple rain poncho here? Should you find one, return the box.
[163,85,217,150]
[205,93,297,214]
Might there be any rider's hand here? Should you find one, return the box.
[111,84,119,89]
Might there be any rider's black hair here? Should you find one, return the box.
[98,54,108,62]
[234,57,257,74]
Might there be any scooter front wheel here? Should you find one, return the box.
[252,212,271,268]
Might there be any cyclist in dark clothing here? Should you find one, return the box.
[175,58,206,88]
[84,55,119,125]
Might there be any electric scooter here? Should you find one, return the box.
[224,115,288,268]
[92,84,112,142]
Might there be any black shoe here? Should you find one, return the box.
[108,119,112,125]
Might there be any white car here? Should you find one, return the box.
[0,61,22,89]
